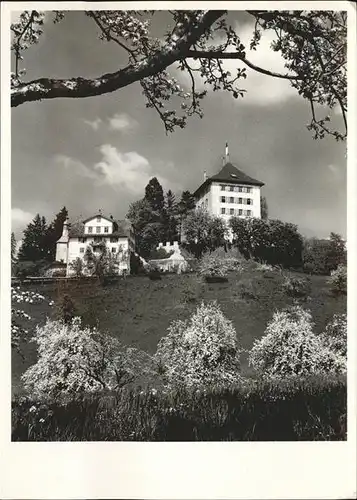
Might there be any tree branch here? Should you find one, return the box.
[186,49,301,80]
[11,10,225,107]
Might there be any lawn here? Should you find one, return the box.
[12,265,346,394]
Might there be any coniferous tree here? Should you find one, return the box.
[18,214,48,261]
[260,195,269,220]
[44,206,68,261]
[11,232,17,263]
[164,189,179,242]
[145,177,165,214]
[178,190,196,241]
[11,232,18,274]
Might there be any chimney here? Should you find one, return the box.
[204,170,207,181]
[225,142,229,163]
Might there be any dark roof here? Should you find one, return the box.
[68,218,133,238]
[82,213,114,224]
[194,162,264,198]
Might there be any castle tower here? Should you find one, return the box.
[55,217,69,263]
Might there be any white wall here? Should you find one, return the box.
[195,181,262,242]
[84,216,114,235]
[66,237,131,276]
[55,243,68,263]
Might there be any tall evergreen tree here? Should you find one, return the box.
[18,214,48,261]
[165,189,179,242]
[260,195,269,220]
[44,206,68,261]
[145,177,165,214]
[178,190,196,216]
[11,232,17,263]
[178,190,196,241]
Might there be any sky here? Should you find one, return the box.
[11,10,347,241]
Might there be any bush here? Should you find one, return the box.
[282,275,311,298]
[147,263,162,280]
[321,314,347,357]
[52,269,66,277]
[69,257,84,277]
[56,294,76,324]
[328,264,347,295]
[130,252,146,275]
[12,375,346,441]
[149,248,174,260]
[302,234,346,276]
[198,255,229,279]
[229,217,303,269]
[21,318,152,398]
[248,306,346,378]
[155,301,242,389]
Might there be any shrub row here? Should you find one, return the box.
[12,375,346,441]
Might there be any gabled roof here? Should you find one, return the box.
[194,162,264,198]
[68,218,133,238]
[82,213,114,224]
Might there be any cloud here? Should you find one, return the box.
[55,146,174,195]
[54,154,98,180]
[172,22,296,106]
[12,207,34,234]
[83,113,138,133]
[93,145,170,194]
[84,118,103,130]
[108,113,138,132]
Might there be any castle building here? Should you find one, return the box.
[56,213,135,276]
[193,144,265,227]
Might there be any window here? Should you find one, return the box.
[247,198,252,205]
[80,247,84,253]
[96,226,101,233]
[229,197,234,203]
[104,226,109,233]
[229,185,234,192]
[88,226,93,233]
[221,196,226,203]
[111,247,116,253]
[230,208,234,215]
[247,210,252,216]
[246,187,252,193]
[79,237,86,243]
[238,209,243,216]
[220,185,226,191]
[238,197,243,204]
[110,237,118,243]
[221,208,226,214]
[96,216,101,222]
[238,186,243,193]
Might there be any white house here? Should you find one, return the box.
[56,213,136,276]
[193,145,265,238]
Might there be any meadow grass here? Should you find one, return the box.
[12,266,346,393]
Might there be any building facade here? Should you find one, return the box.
[56,213,136,276]
[193,151,264,234]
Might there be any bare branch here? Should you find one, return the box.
[11,10,225,107]
[186,49,301,80]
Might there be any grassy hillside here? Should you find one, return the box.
[12,265,346,393]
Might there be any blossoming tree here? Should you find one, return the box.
[22,317,154,398]
[155,301,243,388]
[248,306,346,378]
[11,10,347,140]
[11,286,54,357]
